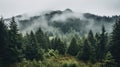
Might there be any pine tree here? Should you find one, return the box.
[51,38,67,55]
[77,39,91,62]
[25,31,44,61]
[96,25,108,62]
[88,30,95,46]
[103,51,117,67]
[87,30,96,63]
[51,37,59,50]
[110,20,120,66]
[95,33,100,40]
[25,31,37,60]
[35,28,50,50]
[7,17,23,64]
[67,37,79,56]
[58,41,66,55]
[0,18,9,66]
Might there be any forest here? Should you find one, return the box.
[0,15,120,67]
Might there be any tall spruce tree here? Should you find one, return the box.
[77,39,91,62]
[25,31,44,61]
[51,37,57,50]
[88,30,95,46]
[35,28,49,50]
[0,18,9,66]
[51,38,66,55]
[67,37,79,56]
[87,30,96,63]
[7,17,23,64]
[95,33,100,40]
[57,38,67,55]
[110,20,120,66]
[96,25,108,62]
[25,31,37,60]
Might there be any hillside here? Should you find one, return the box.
[5,9,120,35]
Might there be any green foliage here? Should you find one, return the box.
[110,20,120,66]
[35,28,50,50]
[0,17,24,66]
[24,31,44,61]
[103,51,117,67]
[6,17,23,64]
[0,17,9,66]
[67,37,79,56]
[69,63,78,67]
[16,58,43,67]
[62,63,69,67]
[44,49,59,58]
[96,25,108,62]
[51,38,67,55]
[77,39,91,62]
[16,56,88,67]
[87,30,97,63]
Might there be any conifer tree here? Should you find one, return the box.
[0,18,9,66]
[96,25,108,62]
[103,51,117,67]
[77,39,91,62]
[35,28,49,50]
[25,31,44,61]
[88,30,95,46]
[110,20,120,66]
[52,38,67,55]
[7,17,23,64]
[88,30,96,63]
[67,37,79,56]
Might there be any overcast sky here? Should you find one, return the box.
[0,0,120,18]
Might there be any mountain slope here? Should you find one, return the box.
[4,9,120,35]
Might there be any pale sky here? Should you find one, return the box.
[0,0,120,18]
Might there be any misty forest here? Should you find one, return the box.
[0,9,120,67]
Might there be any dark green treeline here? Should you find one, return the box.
[0,17,120,67]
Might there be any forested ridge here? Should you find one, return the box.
[0,16,120,67]
[5,9,120,35]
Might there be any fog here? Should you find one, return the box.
[6,9,114,37]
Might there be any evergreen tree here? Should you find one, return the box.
[95,33,100,40]
[22,33,29,53]
[51,37,59,50]
[88,30,95,46]
[96,25,108,62]
[77,39,91,62]
[7,17,23,64]
[87,30,96,63]
[110,20,120,66]
[51,38,66,55]
[51,37,56,50]
[25,31,44,61]
[0,18,9,66]
[103,51,117,67]
[67,37,79,56]
[25,31,37,60]
[58,41,66,55]
[35,28,50,50]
